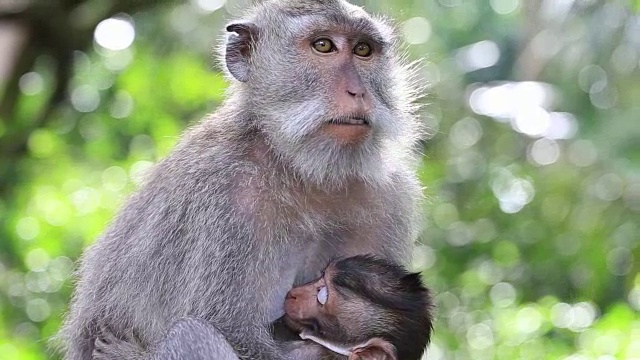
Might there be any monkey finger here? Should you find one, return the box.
[92,346,106,359]
[95,330,122,351]
[94,337,113,354]
[126,328,143,346]
[92,348,115,360]
[97,323,110,337]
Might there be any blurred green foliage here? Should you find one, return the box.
[0,0,639,359]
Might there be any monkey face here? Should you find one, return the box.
[223,0,422,187]
[303,35,375,146]
[283,275,330,333]
[282,263,375,346]
[282,267,347,339]
[283,279,317,327]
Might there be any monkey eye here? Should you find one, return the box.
[312,39,335,53]
[354,42,372,57]
[317,286,328,305]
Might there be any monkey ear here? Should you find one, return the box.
[350,338,397,360]
[225,21,258,82]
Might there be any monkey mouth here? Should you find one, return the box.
[297,319,321,333]
[283,315,320,334]
[322,117,371,144]
[328,117,370,126]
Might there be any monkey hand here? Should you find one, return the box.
[92,326,146,360]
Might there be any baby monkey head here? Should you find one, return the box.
[283,254,434,360]
[222,0,422,188]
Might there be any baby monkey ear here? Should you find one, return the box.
[348,337,397,360]
[225,21,259,82]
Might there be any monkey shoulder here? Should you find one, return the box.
[87,122,260,259]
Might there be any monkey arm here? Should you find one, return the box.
[147,317,242,360]
[92,317,243,360]
[59,146,305,360]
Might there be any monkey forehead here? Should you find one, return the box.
[251,0,395,46]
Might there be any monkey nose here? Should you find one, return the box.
[285,292,296,300]
[347,89,365,98]
[345,90,372,113]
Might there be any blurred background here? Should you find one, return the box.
[0,0,639,359]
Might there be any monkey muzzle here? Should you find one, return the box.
[322,116,371,144]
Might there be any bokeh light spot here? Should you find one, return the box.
[466,323,494,350]
[493,241,520,267]
[27,129,56,158]
[94,17,135,51]
[71,85,100,113]
[432,203,459,230]
[491,170,535,214]
[446,151,485,182]
[49,256,74,282]
[528,138,560,166]
[194,0,227,13]
[449,117,483,149]
[551,302,572,328]
[569,302,598,332]
[623,182,640,211]
[478,260,504,285]
[610,44,637,74]
[102,166,128,192]
[456,40,500,72]
[469,82,555,125]
[110,90,135,119]
[71,187,102,215]
[514,106,550,137]
[19,72,44,95]
[578,65,607,94]
[545,112,578,140]
[593,173,624,202]
[446,221,474,247]
[402,17,432,45]
[490,0,520,15]
[412,245,436,270]
[515,306,542,334]
[490,282,516,308]
[16,217,39,241]
[25,298,51,322]
[25,248,50,272]
[103,49,134,72]
[629,287,640,310]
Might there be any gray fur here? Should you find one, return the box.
[55,0,424,359]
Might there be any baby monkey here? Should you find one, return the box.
[94,255,433,360]
[283,255,434,360]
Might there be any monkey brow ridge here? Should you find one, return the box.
[261,2,392,46]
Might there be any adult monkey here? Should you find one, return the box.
[58,0,424,359]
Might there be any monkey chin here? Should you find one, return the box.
[321,123,371,145]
